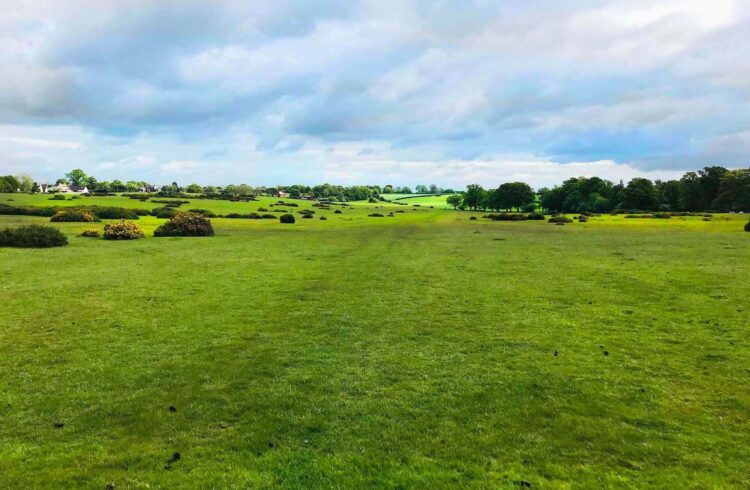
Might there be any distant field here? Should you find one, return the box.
[1,194,749,488]
[380,193,459,208]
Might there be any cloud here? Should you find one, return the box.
[1,0,749,187]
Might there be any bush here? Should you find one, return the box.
[320,216,327,220]
[745,220,750,232]
[50,209,99,222]
[489,213,526,221]
[368,197,378,203]
[79,228,101,238]
[526,213,545,220]
[334,209,343,214]
[652,212,671,219]
[93,207,140,220]
[0,225,68,248]
[49,194,67,201]
[103,220,145,240]
[469,216,477,220]
[522,203,537,213]
[548,216,572,223]
[302,214,313,219]
[189,209,217,217]
[151,207,178,219]
[280,213,295,224]
[257,207,269,212]
[369,213,384,217]
[261,214,277,220]
[0,204,57,217]
[154,212,214,237]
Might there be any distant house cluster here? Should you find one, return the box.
[39,183,89,194]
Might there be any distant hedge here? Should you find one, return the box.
[548,216,573,223]
[151,207,178,219]
[51,209,99,222]
[0,225,68,248]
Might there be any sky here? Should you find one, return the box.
[1,0,749,188]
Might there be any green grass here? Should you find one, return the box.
[1,196,749,488]
[380,193,459,208]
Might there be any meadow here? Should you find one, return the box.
[1,193,749,488]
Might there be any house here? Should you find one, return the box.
[70,185,89,194]
[300,194,316,201]
[276,190,287,198]
[42,182,71,193]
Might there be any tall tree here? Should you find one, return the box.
[621,178,657,210]
[462,184,486,210]
[65,169,88,187]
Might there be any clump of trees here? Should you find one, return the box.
[1,175,34,193]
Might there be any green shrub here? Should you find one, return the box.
[0,225,68,248]
[188,209,217,217]
[522,203,537,213]
[320,216,327,220]
[526,213,545,220]
[334,209,343,214]
[261,214,277,219]
[49,194,67,201]
[0,204,57,217]
[490,213,526,221]
[79,228,101,238]
[154,212,214,237]
[469,216,477,220]
[103,220,145,240]
[50,209,99,222]
[745,220,750,232]
[548,216,573,223]
[369,213,384,217]
[280,214,295,224]
[368,197,378,203]
[652,212,671,219]
[151,207,178,219]
[93,207,140,220]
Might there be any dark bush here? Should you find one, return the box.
[49,194,67,201]
[51,209,99,222]
[334,209,343,214]
[93,207,140,220]
[261,214,277,219]
[151,207,178,219]
[302,214,313,219]
[151,199,189,206]
[652,212,671,219]
[548,216,573,223]
[320,216,327,220]
[103,220,145,240]
[745,220,750,232]
[79,228,101,238]
[154,212,214,237]
[469,216,477,220]
[578,216,588,223]
[0,225,68,248]
[490,213,526,221]
[369,213,384,217]
[280,213,295,224]
[0,204,57,217]
[257,207,269,212]
[526,213,545,220]
[188,209,217,217]
[131,208,151,216]
[368,197,378,203]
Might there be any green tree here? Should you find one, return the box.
[186,183,203,193]
[462,184,485,210]
[16,175,34,192]
[493,182,535,210]
[678,172,706,211]
[415,185,428,194]
[621,178,657,210]
[446,194,462,209]
[0,175,21,193]
[65,169,88,187]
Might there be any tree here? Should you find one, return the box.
[660,180,681,211]
[383,184,394,194]
[16,175,34,192]
[186,183,203,194]
[493,182,535,210]
[621,178,657,210]
[712,168,750,211]
[462,184,485,210]
[678,172,706,211]
[540,187,565,212]
[698,166,728,207]
[446,194,462,209]
[65,169,88,187]
[415,185,429,194]
[0,175,21,193]
[429,184,439,194]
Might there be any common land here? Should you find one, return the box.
[1,193,748,488]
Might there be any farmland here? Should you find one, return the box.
[1,194,749,488]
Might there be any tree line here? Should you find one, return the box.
[450,166,750,213]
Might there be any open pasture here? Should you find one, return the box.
[1,199,749,488]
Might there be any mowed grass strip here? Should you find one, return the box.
[0,208,749,488]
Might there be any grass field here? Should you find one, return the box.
[380,193,459,208]
[1,194,749,488]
